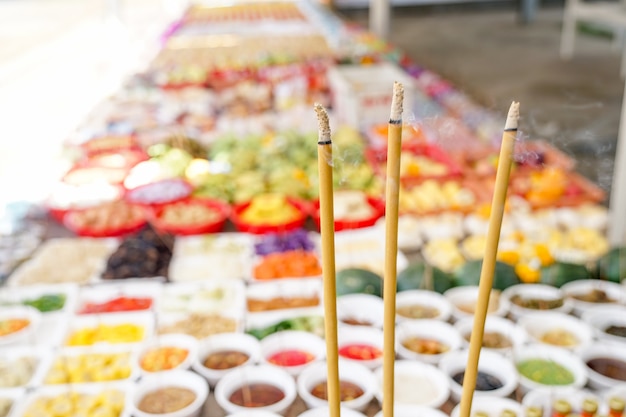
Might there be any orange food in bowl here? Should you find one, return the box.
[140,347,189,372]
[0,319,30,337]
[253,250,322,280]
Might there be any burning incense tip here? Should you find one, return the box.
[390,82,404,122]
[504,101,520,131]
[314,103,331,144]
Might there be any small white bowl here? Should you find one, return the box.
[130,370,208,417]
[0,345,54,388]
[374,360,450,408]
[396,290,453,322]
[337,326,384,370]
[518,312,593,352]
[64,311,154,348]
[438,349,519,402]
[444,286,509,322]
[76,280,163,315]
[561,280,626,317]
[454,316,527,355]
[604,383,626,405]
[0,387,24,417]
[137,333,198,374]
[192,332,261,386]
[502,284,572,320]
[337,294,384,328]
[297,406,367,417]
[214,364,297,415]
[514,344,588,393]
[522,387,602,417]
[229,412,283,417]
[581,305,626,346]
[0,306,41,346]
[297,360,376,412]
[396,319,463,364]
[450,396,524,417]
[580,342,626,390]
[260,331,326,377]
[373,405,449,417]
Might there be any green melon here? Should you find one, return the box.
[540,262,591,287]
[336,268,383,298]
[453,260,520,291]
[597,247,626,283]
[396,262,455,294]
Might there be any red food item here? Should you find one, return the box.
[80,296,153,314]
[267,349,314,367]
[338,344,382,361]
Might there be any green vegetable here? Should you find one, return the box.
[454,260,520,291]
[597,247,626,283]
[22,294,66,312]
[336,268,383,297]
[397,262,454,294]
[247,316,324,340]
[517,359,575,385]
[540,262,590,287]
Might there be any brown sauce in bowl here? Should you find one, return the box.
[138,387,196,414]
[586,357,626,381]
[203,350,249,370]
[229,383,285,407]
[310,380,364,401]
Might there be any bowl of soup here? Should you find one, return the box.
[396,319,463,365]
[454,316,527,354]
[214,364,297,415]
[138,333,198,374]
[562,280,625,317]
[297,360,376,412]
[580,343,626,390]
[337,326,384,370]
[337,294,384,328]
[582,305,626,347]
[131,370,208,417]
[396,290,453,323]
[444,286,509,322]
[518,312,593,352]
[503,284,572,320]
[193,332,261,386]
[260,330,325,377]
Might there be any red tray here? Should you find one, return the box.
[148,198,230,235]
[231,197,310,235]
[63,203,147,238]
[83,148,148,170]
[312,196,385,232]
[366,142,463,186]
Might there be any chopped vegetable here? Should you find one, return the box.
[22,389,125,417]
[79,297,152,314]
[253,250,322,280]
[45,353,132,383]
[0,319,29,337]
[66,323,145,346]
[517,359,575,385]
[22,294,66,312]
[140,347,189,372]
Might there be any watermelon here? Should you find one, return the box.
[397,262,455,294]
[453,260,520,291]
[597,247,626,283]
[539,262,591,287]
[336,268,383,297]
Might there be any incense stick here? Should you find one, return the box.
[458,101,520,417]
[314,103,341,417]
[382,82,404,417]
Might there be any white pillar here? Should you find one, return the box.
[609,80,626,246]
[370,0,390,40]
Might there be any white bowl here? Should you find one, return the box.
[518,312,593,352]
[396,319,463,364]
[444,286,509,322]
[502,284,572,320]
[0,345,54,388]
[192,332,261,386]
[214,364,297,415]
[76,280,163,315]
[373,360,450,408]
[604,383,626,406]
[522,387,602,417]
[229,412,283,417]
[373,405,449,417]
[260,330,326,377]
[561,279,626,317]
[337,326,384,370]
[581,305,626,346]
[1,283,79,316]
[438,349,519,402]
[396,290,453,322]
[514,344,588,393]
[579,342,626,390]
[137,333,198,374]
[130,370,208,417]
[454,316,527,355]
[0,306,41,346]
[450,396,524,417]
[297,406,367,417]
[337,294,384,328]
[64,311,154,348]
[297,360,376,412]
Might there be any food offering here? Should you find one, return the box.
[125,178,193,206]
[395,320,463,365]
[0,347,45,388]
[101,226,173,280]
[63,200,146,238]
[132,370,207,416]
[19,387,127,417]
[158,313,238,339]
[46,182,125,223]
[580,344,626,389]
[0,306,41,345]
[503,284,572,319]
[253,250,322,281]
[231,194,309,234]
[148,198,230,235]
[138,333,197,373]
[444,286,509,321]
[514,345,587,391]
[76,281,162,315]
[399,180,477,216]
[0,284,78,315]
[312,190,385,231]
[395,290,453,322]
[44,349,134,384]
[169,233,254,282]
[160,280,245,317]
[138,387,196,414]
[260,330,326,376]
[8,238,116,286]
[454,316,527,353]
[246,278,323,315]
[65,314,153,347]
[337,326,384,370]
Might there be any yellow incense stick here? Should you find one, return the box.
[458,101,520,417]
[314,103,341,417]
[382,82,404,417]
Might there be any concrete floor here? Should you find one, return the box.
[343,4,624,195]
